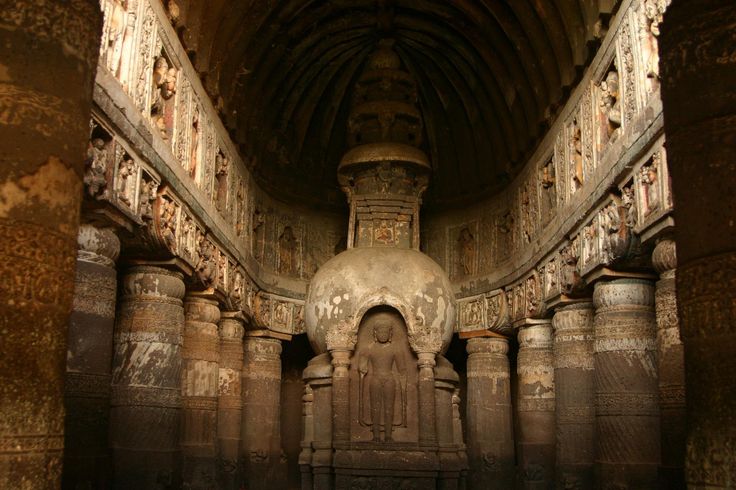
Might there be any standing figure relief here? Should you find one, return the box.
[358,321,407,442]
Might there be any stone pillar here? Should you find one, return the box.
[552,302,595,489]
[299,385,315,490]
[660,3,736,485]
[435,356,461,489]
[181,296,221,488]
[0,2,101,487]
[218,312,245,489]
[652,239,685,488]
[452,388,469,490]
[330,349,352,445]
[517,322,555,490]
[593,278,659,488]
[417,352,438,447]
[63,225,120,488]
[465,336,514,489]
[110,266,185,489]
[305,353,333,490]
[241,335,283,490]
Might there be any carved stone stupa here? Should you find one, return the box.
[302,39,466,489]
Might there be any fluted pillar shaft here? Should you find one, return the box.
[593,279,659,489]
[241,336,283,490]
[110,266,186,489]
[218,312,245,489]
[651,239,685,488]
[660,3,736,485]
[181,296,221,488]
[552,302,595,489]
[63,225,120,488]
[0,2,102,487]
[465,336,514,489]
[517,322,555,489]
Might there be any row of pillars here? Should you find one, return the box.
[465,240,684,489]
[62,225,284,489]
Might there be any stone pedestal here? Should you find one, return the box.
[0,2,101,487]
[593,279,659,489]
[63,225,120,488]
[465,336,514,489]
[110,266,185,489]
[241,335,283,490]
[660,3,736,485]
[181,296,221,488]
[552,302,595,489]
[218,311,245,489]
[517,322,555,489]
[652,240,685,488]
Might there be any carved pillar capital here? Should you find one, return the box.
[77,224,120,266]
[652,239,677,276]
[466,336,509,356]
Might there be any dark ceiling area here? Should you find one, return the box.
[173,0,617,210]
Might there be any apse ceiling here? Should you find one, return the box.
[174,0,618,210]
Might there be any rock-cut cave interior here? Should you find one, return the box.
[1,0,735,489]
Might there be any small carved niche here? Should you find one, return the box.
[349,306,418,444]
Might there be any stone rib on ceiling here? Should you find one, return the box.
[175,0,618,210]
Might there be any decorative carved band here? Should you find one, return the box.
[110,385,181,409]
[518,398,555,413]
[595,393,658,416]
[114,330,182,346]
[182,396,218,411]
[65,372,111,397]
[0,434,64,453]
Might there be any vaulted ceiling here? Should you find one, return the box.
[173,0,618,210]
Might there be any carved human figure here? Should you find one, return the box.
[195,236,217,287]
[215,151,229,212]
[540,160,556,218]
[102,0,126,77]
[189,106,201,179]
[639,0,671,92]
[139,178,158,222]
[358,321,407,442]
[278,226,297,275]
[571,122,584,189]
[457,227,475,276]
[621,185,637,228]
[116,154,135,206]
[85,138,109,198]
[600,70,622,142]
[151,56,177,140]
[160,198,178,251]
[640,161,659,216]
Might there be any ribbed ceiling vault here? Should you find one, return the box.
[173,0,618,210]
